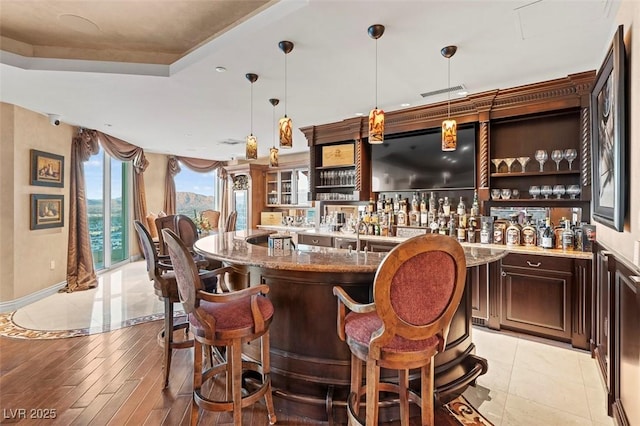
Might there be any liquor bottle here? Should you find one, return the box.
[409,192,420,226]
[470,189,480,217]
[561,219,574,251]
[377,194,385,213]
[420,193,428,227]
[429,191,437,214]
[554,217,566,249]
[457,216,466,242]
[540,217,554,249]
[493,222,505,245]
[368,197,375,213]
[480,220,491,244]
[449,216,457,238]
[521,214,537,247]
[443,196,451,217]
[457,196,466,216]
[467,217,477,243]
[505,214,521,246]
[397,202,407,226]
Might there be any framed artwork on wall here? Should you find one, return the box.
[30,194,64,230]
[30,149,64,187]
[590,25,627,232]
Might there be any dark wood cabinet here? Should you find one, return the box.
[495,253,591,350]
[594,243,640,426]
[470,264,489,325]
[298,233,333,247]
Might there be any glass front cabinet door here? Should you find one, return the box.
[266,168,309,206]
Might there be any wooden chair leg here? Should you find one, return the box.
[192,339,203,426]
[365,358,380,426]
[231,339,243,425]
[399,369,409,425]
[421,360,434,426]
[350,353,363,414]
[163,298,173,389]
[262,333,277,425]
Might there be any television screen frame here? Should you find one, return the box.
[371,123,477,192]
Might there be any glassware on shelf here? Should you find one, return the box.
[491,158,503,173]
[529,185,540,199]
[540,185,553,199]
[564,149,578,170]
[503,157,516,173]
[491,189,501,200]
[517,156,530,173]
[512,189,520,199]
[551,150,564,171]
[566,184,581,199]
[552,184,566,199]
[535,150,548,172]
[501,188,512,200]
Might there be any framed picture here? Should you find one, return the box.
[30,149,64,187]
[30,194,64,230]
[591,25,627,232]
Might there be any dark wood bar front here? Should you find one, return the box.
[194,230,506,422]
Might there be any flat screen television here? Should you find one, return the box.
[371,123,477,192]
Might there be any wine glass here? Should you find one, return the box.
[551,150,564,171]
[501,188,512,200]
[529,185,540,199]
[566,184,581,199]
[540,185,553,199]
[552,184,566,199]
[564,149,578,170]
[535,150,548,172]
[491,189,501,200]
[491,158,503,173]
[517,156,530,173]
[503,158,516,173]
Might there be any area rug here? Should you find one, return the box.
[444,395,493,425]
[0,311,185,340]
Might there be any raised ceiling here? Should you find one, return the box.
[0,0,621,160]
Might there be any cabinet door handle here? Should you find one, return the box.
[312,238,319,244]
[501,271,507,277]
[526,261,541,267]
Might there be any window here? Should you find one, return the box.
[85,148,131,270]
[174,164,220,223]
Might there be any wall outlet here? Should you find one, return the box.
[50,260,55,270]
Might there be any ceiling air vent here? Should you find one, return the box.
[420,84,466,98]
[218,138,244,146]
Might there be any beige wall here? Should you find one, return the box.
[596,3,640,267]
[0,103,73,302]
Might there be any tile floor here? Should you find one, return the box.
[10,261,615,426]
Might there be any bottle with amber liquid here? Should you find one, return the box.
[505,214,521,246]
[420,193,428,227]
[521,214,537,247]
[561,219,574,251]
[540,217,554,248]
[470,189,480,217]
[554,217,567,249]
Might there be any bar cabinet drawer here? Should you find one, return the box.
[502,253,573,272]
[298,233,333,247]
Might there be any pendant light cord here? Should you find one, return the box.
[250,82,254,135]
[447,57,451,118]
[375,39,378,109]
[284,54,288,117]
[272,104,276,147]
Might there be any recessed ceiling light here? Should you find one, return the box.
[215,66,227,72]
[355,112,364,116]
[401,103,410,107]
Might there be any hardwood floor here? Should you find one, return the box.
[0,320,318,425]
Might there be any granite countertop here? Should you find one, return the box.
[299,229,594,260]
[256,225,314,233]
[193,230,507,273]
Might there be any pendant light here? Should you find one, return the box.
[368,24,385,144]
[245,73,258,160]
[278,40,294,149]
[269,98,280,167]
[441,45,458,151]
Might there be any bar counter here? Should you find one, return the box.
[194,230,507,423]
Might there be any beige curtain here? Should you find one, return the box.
[96,131,149,225]
[218,167,229,228]
[163,156,180,215]
[65,130,100,292]
[164,155,224,216]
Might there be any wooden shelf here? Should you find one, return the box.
[315,164,355,170]
[491,170,580,178]
[316,185,355,189]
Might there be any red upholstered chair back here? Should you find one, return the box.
[162,229,202,315]
[370,234,467,351]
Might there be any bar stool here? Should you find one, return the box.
[162,228,276,425]
[333,234,466,425]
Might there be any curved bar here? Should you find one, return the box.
[194,230,507,423]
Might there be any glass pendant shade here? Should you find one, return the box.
[441,119,457,151]
[246,134,258,160]
[279,115,293,148]
[270,146,279,167]
[368,108,385,144]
